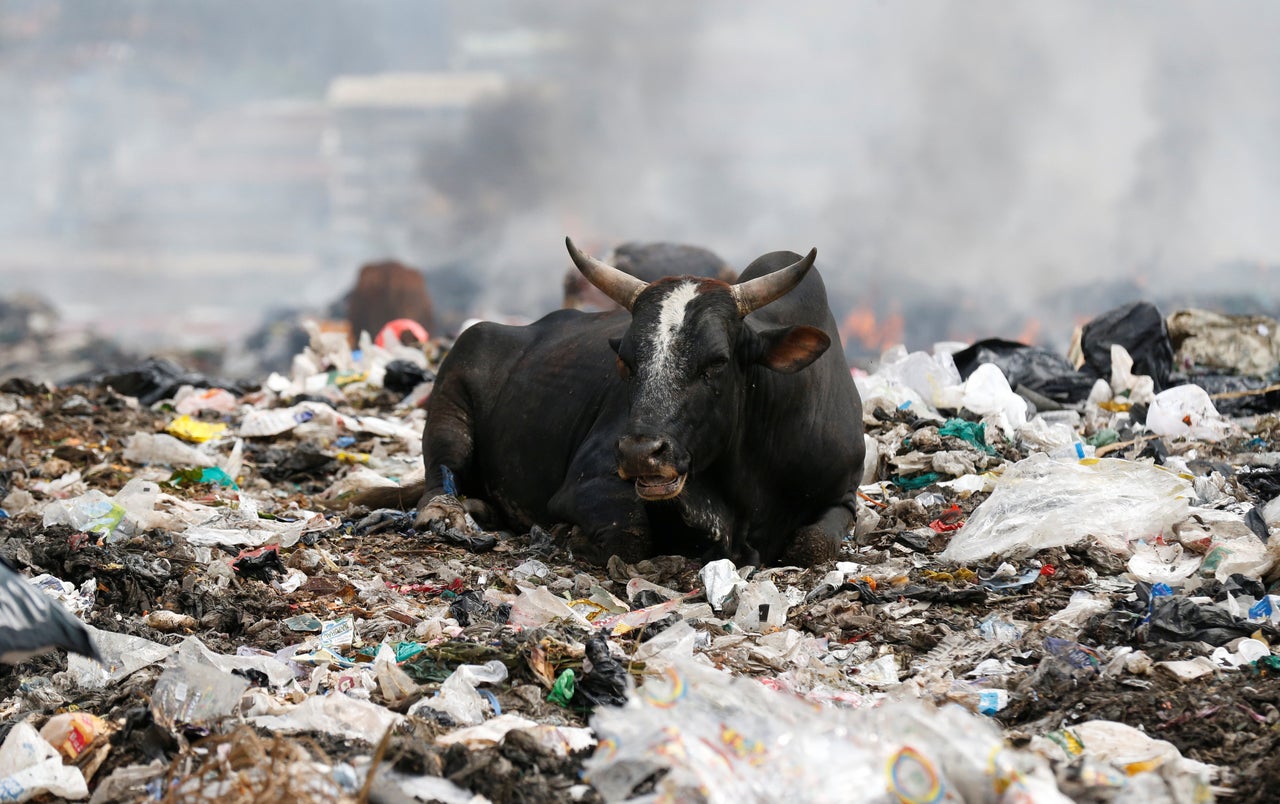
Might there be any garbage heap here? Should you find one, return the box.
[1,304,1279,803]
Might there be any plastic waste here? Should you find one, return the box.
[68,356,234,406]
[65,625,171,687]
[1210,638,1271,668]
[548,669,576,707]
[941,454,1192,563]
[165,414,228,443]
[699,558,747,612]
[122,432,215,467]
[374,642,417,704]
[508,585,594,629]
[1146,592,1276,646]
[511,558,551,583]
[952,338,1096,403]
[173,386,240,415]
[1032,720,1214,787]
[571,635,629,709]
[871,346,963,410]
[27,573,94,619]
[1126,542,1202,585]
[977,615,1022,643]
[732,578,790,633]
[435,714,596,755]
[40,712,109,761]
[382,360,435,394]
[1146,384,1232,442]
[1108,344,1156,404]
[152,653,250,726]
[41,490,126,537]
[958,363,1028,436]
[86,762,166,804]
[585,659,1070,803]
[0,721,90,802]
[409,660,508,725]
[249,692,404,745]
[1077,301,1174,391]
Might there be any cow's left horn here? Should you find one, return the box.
[731,248,817,317]
[566,237,647,312]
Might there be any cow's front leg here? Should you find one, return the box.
[549,476,650,565]
[781,496,857,566]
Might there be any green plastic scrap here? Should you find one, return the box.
[395,641,425,662]
[939,419,996,455]
[166,466,239,489]
[548,668,576,707]
[891,472,944,490]
[1252,655,1280,675]
[1086,428,1119,448]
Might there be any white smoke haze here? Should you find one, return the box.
[2,1,1279,355]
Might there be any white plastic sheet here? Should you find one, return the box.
[942,454,1192,562]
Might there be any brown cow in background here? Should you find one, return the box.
[345,260,436,346]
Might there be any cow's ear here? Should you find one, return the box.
[756,326,830,373]
[608,337,622,354]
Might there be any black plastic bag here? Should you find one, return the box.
[1145,594,1276,646]
[383,361,435,395]
[1079,302,1174,391]
[1178,373,1280,416]
[571,634,628,709]
[66,357,243,406]
[232,545,286,582]
[951,339,1095,403]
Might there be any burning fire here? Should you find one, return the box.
[840,306,904,354]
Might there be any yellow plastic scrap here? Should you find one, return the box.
[165,415,228,443]
[568,598,609,622]
[1097,400,1131,413]
[335,451,371,465]
[334,371,368,388]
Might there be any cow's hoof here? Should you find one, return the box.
[783,524,841,567]
[415,493,469,531]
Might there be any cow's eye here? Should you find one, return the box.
[701,358,728,380]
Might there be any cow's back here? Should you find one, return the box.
[433,309,628,528]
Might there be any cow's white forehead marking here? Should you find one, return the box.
[650,282,699,379]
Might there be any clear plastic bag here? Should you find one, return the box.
[408,660,507,725]
[941,454,1192,563]
[585,659,1069,803]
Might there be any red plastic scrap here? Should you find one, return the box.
[1039,565,1057,577]
[928,504,965,533]
[385,577,466,596]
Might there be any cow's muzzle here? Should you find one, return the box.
[617,435,688,501]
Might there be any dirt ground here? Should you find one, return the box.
[2,377,1279,802]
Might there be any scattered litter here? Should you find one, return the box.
[2,289,1279,801]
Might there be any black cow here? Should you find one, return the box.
[383,238,864,566]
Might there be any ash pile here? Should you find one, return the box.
[1,301,1279,803]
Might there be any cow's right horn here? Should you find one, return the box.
[566,237,647,312]
[731,247,817,316]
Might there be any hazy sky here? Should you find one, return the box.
[2,2,1278,349]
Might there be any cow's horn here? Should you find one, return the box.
[566,237,647,312]
[731,248,817,317]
